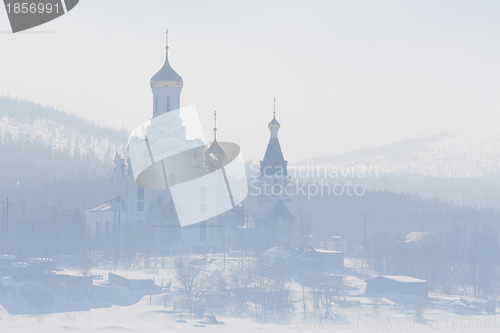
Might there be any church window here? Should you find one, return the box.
[200,223,207,241]
[137,187,144,200]
[137,201,144,211]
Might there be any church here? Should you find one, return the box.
[85,33,295,255]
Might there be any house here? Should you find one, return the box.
[366,275,429,298]
[325,236,348,253]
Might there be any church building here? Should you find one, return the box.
[86,32,295,255]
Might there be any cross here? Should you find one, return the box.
[213,111,217,139]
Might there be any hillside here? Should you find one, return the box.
[0,97,127,163]
[305,103,500,178]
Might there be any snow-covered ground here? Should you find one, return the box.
[2,255,498,332]
[1,291,499,332]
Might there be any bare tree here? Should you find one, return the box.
[175,258,207,318]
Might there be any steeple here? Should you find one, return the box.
[268,97,281,139]
[260,98,287,177]
[206,111,225,167]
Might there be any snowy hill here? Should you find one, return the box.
[303,103,500,178]
[0,97,127,162]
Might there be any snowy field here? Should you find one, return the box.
[2,293,500,332]
[2,255,499,332]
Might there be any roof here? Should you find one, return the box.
[374,275,428,284]
[314,249,344,254]
[29,258,55,264]
[268,116,280,129]
[406,232,430,243]
[262,247,297,259]
[262,138,286,166]
[269,200,294,219]
[150,48,183,89]
[87,196,124,213]
[328,235,344,240]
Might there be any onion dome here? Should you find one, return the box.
[150,31,183,89]
[205,111,225,165]
[206,139,225,164]
[268,116,280,129]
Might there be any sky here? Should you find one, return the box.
[1,0,500,163]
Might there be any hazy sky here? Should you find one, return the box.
[1,0,500,162]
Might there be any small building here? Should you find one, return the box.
[366,275,429,298]
[108,273,155,291]
[325,236,348,253]
[306,235,322,249]
[315,249,344,272]
[0,274,93,312]
[28,258,56,274]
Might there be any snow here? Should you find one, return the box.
[1,256,499,332]
[380,276,428,284]
[0,113,123,162]
[1,290,499,332]
[314,249,343,254]
[405,232,430,243]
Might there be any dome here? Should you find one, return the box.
[268,116,280,129]
[205,139,225,165]
[150,47,183,89]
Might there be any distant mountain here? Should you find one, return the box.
[0,97,127,162]
[0,97,125,215]
[302,103,500,178]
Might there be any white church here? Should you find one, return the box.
[85,32,295,255]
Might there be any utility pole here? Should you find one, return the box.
[358,210,373,275]
[1,199,4,252]
[2,198,13,253]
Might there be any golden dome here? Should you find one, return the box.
[268,116,280,129]
[150,47,183,89]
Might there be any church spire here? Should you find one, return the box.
[206,111,225,167]
[268,97,281,138]
[260,98,287,177]
[165,28,169,49]
[213,110,218,141]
